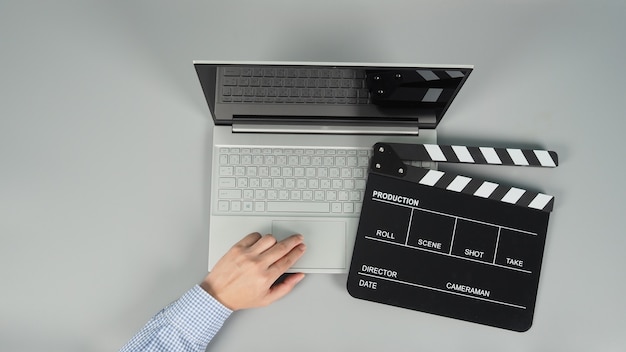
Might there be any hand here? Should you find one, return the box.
[200,232,306,311]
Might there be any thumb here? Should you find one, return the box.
[265,273,305,304]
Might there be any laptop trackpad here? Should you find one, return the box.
[272,220,346,270]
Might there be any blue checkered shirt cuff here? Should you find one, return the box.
[120,285,232,351]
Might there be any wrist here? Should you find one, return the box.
[200,277,236,311]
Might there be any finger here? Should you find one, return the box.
[250,233,278,253]
[268,242,306,275]
[262,234,304,264]
[265,273,305,305]
[233,232,262,248]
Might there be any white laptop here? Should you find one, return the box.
[194,61,472,273]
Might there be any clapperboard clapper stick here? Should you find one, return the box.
[347,142,559,332]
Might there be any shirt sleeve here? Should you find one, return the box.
[119,284,233,352]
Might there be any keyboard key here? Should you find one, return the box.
[219,177,236,188]
[267,202,329,213]
[238,77,250,86]
[219,189,242,199]
[288,155,299,165]
[223,67,240,76]
[223,77,238,86]
[219,166,233,176]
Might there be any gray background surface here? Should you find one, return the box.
[1,1,625,351]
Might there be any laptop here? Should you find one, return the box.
[194,61,472,273]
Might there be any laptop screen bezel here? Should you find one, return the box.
[194,61,473,129]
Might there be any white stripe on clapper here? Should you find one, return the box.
[424,144,447,161]
[419,170,445,186]
[533,150,556,167]
[446,175,472,192]
[474,181,499,198]
[479,147,502,164]
[417,70,439,81]
[507,149,529,166]
[528,193,553,210]
[452,145,475,163]
[501,187,526,204]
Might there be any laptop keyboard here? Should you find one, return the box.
[215,146,436,216]
[219,66,370,105]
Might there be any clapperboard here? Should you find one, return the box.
[347,142,558,332]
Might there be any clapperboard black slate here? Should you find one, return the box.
[347,142,558,332]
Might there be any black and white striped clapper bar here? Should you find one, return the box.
[347,142,559,332]
[405,143,558,211]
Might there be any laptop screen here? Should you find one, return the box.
[194,61,472,130]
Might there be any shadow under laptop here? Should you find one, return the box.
[273,273,350,290]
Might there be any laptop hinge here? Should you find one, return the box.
[417,115,437,128]
[231,124,419,135]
